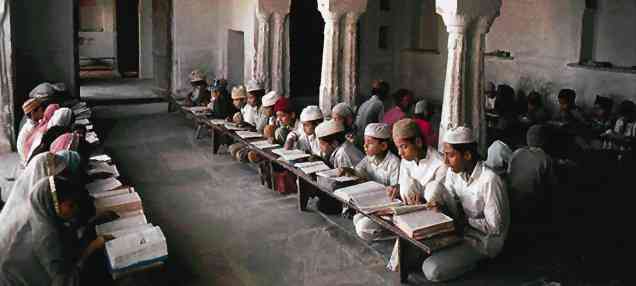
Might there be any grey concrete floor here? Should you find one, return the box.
[80,78,162,102]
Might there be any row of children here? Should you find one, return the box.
[1,84,124,285]
[486,83,636,157]
[204,75,509,282]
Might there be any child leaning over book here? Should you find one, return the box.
[284,105,323,156]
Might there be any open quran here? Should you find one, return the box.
[334,181,401,214]
[106,226,168,279]
[96,214,153,238]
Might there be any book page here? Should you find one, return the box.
[251,140,280,149]
[96,214,148,236]
[106,226,168,270]
[86,177,123,195]
[90,154,112,162]
[209,119,227,125]
[235,131,263,139]
[87,162,120,177]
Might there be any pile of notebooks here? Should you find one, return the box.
[86,151,168,278]
[333,181,402,214]
[69,102,101,144]
[393,209,455,240]
[315,169,358,191]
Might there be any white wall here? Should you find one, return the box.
[172,0,257,92]
[79,0,116,59]
[486,0,636,112]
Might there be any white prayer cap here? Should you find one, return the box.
[262,91,280,107]
[414,99,428,114]
[300,105,324,122]
[315,119,345,139]
[364,123,391,139]
[246,79,264,92]
[231,85,247,99]
[444,126,475,144]
[332,102,353,118]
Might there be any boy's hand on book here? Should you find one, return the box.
[406,191,421,205]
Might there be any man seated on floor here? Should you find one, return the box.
[422,126,509,282]
[331,102,358,146]
[508,125,556,223]
[553,88,587,127]
[519,91,550,126]
[284,105,323,156]
[339,123,400,241]
[354,80,389,140]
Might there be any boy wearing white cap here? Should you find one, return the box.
[315,119,364,169]
[285,105,323,156]
[419,126,509,282]
[344,123,401,241]
[229,85,248,121]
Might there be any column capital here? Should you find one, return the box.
[436,0,501,33]
[318,0,367,21]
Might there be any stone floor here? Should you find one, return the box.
[80,78,162,103]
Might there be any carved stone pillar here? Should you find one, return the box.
[318,11,341,115]
[342,12,360,106]
[438,16,468,149]
[255,12,271,91]
[0,0,14,154]
[271,12,287,94]
[436,0,501,151]
[469,17,495,152]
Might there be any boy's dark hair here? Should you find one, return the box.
[374,81,390,99]
[558,89,576,103]
[594,95,613,112]
[392,89,413,103]
[53,176,82,202]
[527,91,542,107]
[450,142,480,161]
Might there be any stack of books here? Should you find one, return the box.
[96,214,154,238]
[87,161,120,177]
[333,181,401,214]
[106,226,168,279]
[94,191,143,218]
[71,102,92,120]
[393,209,455,240]
[315,169,358,191]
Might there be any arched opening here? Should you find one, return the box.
[289,0,323,104]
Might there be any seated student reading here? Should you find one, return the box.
[18,98,46,164]
[271,97,298,145]
[412,99,436,147]
[314,119,364,214]
[507,125,556,222]
[228,85,248,122]
[423,127,509,282]
[245,91,280,163]
[185,70,211,107]
[228,81,266,162]
[340,123,400,241]
[601,100,636,154]
[331,102,358,146]
[484,82,497,113]
[553,88,587,127]
[207,79,234,119]
[383,89,415,127]
[354,80,389,140]
[0,176,112,286]
[285,105,323,156]
[520,91,550,126]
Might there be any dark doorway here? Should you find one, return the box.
[116,0,140,77]
[289,0,323,102]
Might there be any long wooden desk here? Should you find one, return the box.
[200,118,462,282]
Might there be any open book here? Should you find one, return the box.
[74,118,90,126]
[224,123,251,131]
[333,181,401,214]
[393,209,454,239]
[294,161,331,175]
[316,169,358,182]
[251,140,280,150]
[96,214,153,238]
[95,192,143,217]
[106,226,168,277]
[87,161,120,177]
[271,148,311,162]
[90,154,112,163]
[235,131,263,139]
[86,177,123,197]
[90,186,135,200]
[209,119,227,125]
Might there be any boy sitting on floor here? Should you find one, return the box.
[230,90,278,162]
[284,105,323,156]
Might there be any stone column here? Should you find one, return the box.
[254,12,271,91]
[270,12,287,94]
[342,12,361,106]
[438,15,469,149]
[469,17,496,152]
[318,11,341,115]
[436,0,501,151]
[0,0,14,154]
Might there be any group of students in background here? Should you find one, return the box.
[0,84,116,285]
[183,71,511,282]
